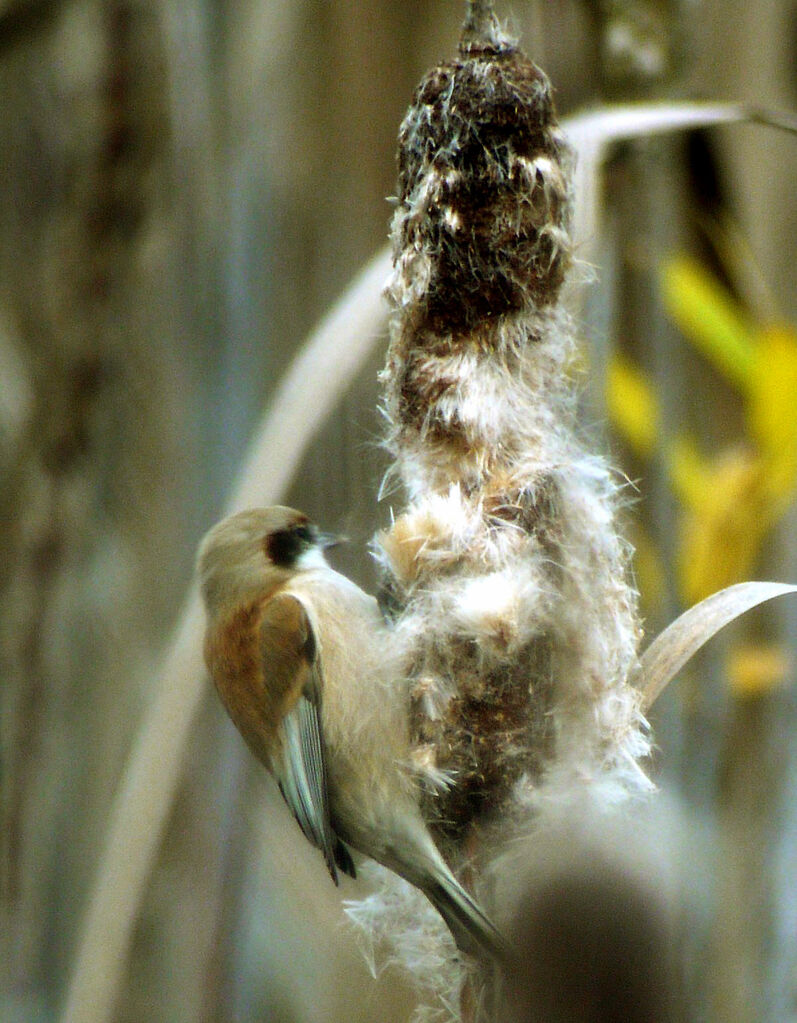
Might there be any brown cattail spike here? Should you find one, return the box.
[392,46,571,344]
[365,8,652,1016]
[379,6,648,854]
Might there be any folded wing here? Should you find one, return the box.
[260,593,355,883]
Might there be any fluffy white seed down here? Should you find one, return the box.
[344,863,469,1023]
[346,24,654,1022]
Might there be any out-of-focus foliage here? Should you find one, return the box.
[607,250,797,614]
[662,255,755,387]
[606,352,660,458]
[726,641,791,697]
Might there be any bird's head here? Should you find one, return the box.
[197,506,336,614]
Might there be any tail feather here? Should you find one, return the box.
[426,874,509,962]
[335,836,357,879]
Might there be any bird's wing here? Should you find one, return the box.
[259,593,354,884]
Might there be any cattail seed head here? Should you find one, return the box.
[350,9,653,1018]
[392,45,572,336]
[378,13,650,858]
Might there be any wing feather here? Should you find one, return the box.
[260,594,353,883]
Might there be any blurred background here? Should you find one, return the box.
[1,0,796,1020]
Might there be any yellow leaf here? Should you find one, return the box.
[727,642,791,698]
[630,526,668,615]
[661,255,755,390]
[606,355,659,458]
[748,324,797,502]
[675,447,774,605]
[667,434,710,511]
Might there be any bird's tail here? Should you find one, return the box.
[425,872,509,963]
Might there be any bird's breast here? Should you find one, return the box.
[287,572,412,786]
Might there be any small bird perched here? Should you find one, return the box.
[197,506,506,961]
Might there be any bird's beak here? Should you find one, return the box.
[318,531,345,551]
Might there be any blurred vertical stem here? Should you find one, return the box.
[463,0,496,35]
[713,690,781,1022]
[600,3,797,1020]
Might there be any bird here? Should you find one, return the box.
[197,505,507,961]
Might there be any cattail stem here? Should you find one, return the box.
[461,0,502,50]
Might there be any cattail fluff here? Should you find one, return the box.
[345,8,653,1019]
[378,13,652,861]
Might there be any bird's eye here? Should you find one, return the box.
[293,524,314,545]
[265,521,315,567]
